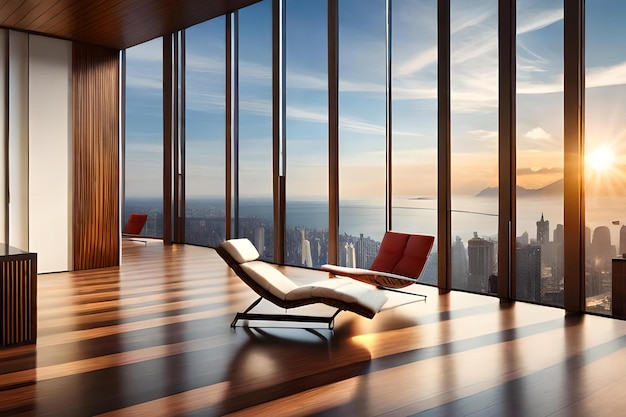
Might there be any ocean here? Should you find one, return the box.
[128,195,625,248]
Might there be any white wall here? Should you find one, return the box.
[8,31,29,251]
[28,35,72,273]
[0,30,7,244]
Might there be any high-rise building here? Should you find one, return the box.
[516,231,529,246]
[536,213,549,245]
[302,239,312,267]
[620,225,626,256]
[355,233,379,269]
[345,242,356,268]
[591,226,616,266]
[299,229,313,267]
[550,223,565,294]
[451,236,468,289]
[467,232,495,292]
[255,226,265,257]
[554,224,564,246]
[516,244,542,302]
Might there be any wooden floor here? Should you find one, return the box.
[2,244,626,416]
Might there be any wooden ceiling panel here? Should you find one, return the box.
[0,0,262,50]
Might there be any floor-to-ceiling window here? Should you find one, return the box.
[284,0,329,268]
[185,17,227,247]
[585,1,626,315]
[238,0,274,261]
[122,1,602,314]
[337,0,386,268]
[450,0,498,294]
[391,0,438,284]
[516,0,564,306]
[124,38,164,237]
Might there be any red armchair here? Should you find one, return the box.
[321,231,434,293]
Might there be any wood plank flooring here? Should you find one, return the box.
[2,243,626,416]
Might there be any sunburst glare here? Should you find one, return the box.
[586,147,614,174]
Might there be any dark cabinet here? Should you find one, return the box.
[0,245,37,346]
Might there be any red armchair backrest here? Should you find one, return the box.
[369,231,434,278]
[124,213,148,235]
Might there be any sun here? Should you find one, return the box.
[586,147,614,174]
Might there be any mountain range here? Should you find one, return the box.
[476,178,564,198]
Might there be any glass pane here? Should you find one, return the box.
[338,0,386,268]
[391,0,438,284]
[450,0,498,293]
[125,38,164,238]
[515,0,564,305]
[238,1,274,261]
[585,1,626,315]
[185,18,227,247]
[284,0,329,268]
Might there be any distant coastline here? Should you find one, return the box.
[476,178,564,198]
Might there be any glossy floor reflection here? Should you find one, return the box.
[1,244,626,416]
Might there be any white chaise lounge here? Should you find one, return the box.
[217,238,388,329]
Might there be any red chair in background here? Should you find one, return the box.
[123,213,148,243]
[321,231,435,297]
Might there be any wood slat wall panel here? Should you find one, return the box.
[0,255,36,346]
[0,0,263,50]
[72,43,119,271]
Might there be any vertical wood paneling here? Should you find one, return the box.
[72,43,119,270]
[0,253,36,345]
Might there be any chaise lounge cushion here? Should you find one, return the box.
[287,279,388,315]
[220,238,261,264]
[217,238,389,319]
[241,261,299,300]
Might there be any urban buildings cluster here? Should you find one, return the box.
[125,199,621,313]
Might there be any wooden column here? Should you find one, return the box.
[72,43,119,270]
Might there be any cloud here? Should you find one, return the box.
[517,8,563,35]
[126,41,163,62]
[395,47,437,77]
[517,167,563,176]
[127,75,162,90]
[451,8,494,35]
[240,98,272,116]
[340,118,384,135]
[524,127,553,140]
[240,61,272,80]
[468,130,498,140]
[587,61,626,89]
[517,80,563,95]
[186,54,226,74]
[186,93,226,112]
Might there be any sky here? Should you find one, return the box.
[124,0,626,217]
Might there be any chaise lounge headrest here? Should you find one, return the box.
[220,238,260,264]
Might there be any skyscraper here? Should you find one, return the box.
[451,236,469,289]
[255,226,265,257]
[536,213,549,245]
[468,232,495,292]
[301,229,312,267]
[345,242,356,268]
[620,225,626,256]
[516,244,542,302]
